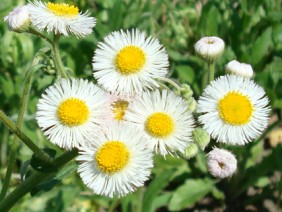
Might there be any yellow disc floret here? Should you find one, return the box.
[95,141,130,174]
[47,2,79,17]
[115,46,146,75]
[145,112,175,138]
[57,98,89,126]
[218,91,253,125]
[112,100,129,120]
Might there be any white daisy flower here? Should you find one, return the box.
[4,5,30,33]
[92,29,169,95]
[125,90,195,156]
[194,36,225,61]
[77,121,153,198]
[206,148,237,178]
[225,60,254,78]
[36,78,112,150]
[197,75,270,145]
[28,0,96,37]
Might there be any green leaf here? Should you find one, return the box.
[0,76,15,98]
[255,177,270,188]
[142,169,175,212]
[176,65,195,84]
[211,187,225,200]
[168,178,214,210]
[250,27,273,65]
[109,0,124,31]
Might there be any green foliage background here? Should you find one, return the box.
[0,0,282,211]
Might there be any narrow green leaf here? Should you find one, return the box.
[250,27,273,65]
[176,65,195,84]
[168,178,214,211]
[142,169,175,212]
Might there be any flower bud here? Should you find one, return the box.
[194,36,225,61]
[180,143,199,159]
[206,148,237,178]
[4,5,30,33]
[187,98,197,113]
[193,127,210,150]
[225,60,253,78]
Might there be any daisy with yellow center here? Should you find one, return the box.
[124,90,195,156]
[197,75,270,145]
[77,121,153,197]
[28,1,96,37]
[36,78,112,150]
[92,29,169,95]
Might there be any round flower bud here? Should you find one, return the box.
[206,148,237,178]
[180,143,199,159]
[194,36,225,61]
[4,5,30,33]
[225,60,254,78]
[187,97,197,113]
[192,127,210,150]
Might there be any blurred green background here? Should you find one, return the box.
[0,0,282,211]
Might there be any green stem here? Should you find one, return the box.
[27,28,52,45]
[208,61,215,83]
[0,66,37,201]
[0,149,78,211]
[158,77,181,91]
[52,35,68,79]
[0,110,52,164]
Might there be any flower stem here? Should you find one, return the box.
[52,34,68,79]
[27,28,52,45]
[0,149,78,211]
[0,65,39,201]
[0,110,53,164]
[158,77,181,91]
[208,61,215,83]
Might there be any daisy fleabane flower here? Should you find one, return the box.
[225,60,254,78]
[77,121,153,198]
[92,29,169,95]
[197,75,270,145]
[4,5,30,33]
[28,0,96,37]
[125,89,195,156]
[194,36,225,61]
[206,148,237,178]
[36,78,112,150]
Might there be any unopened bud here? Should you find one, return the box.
[181,143,199,159]
[193,127,210,150]
[4,5,30,33]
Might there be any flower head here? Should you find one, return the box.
[92,29,169,95]
[197,75,270,145]
[206,148,237,178]
[194,36,225,61]
[125,90,195,156]
[225,60,254,78]
[28,1,96,37]
[77,121,153,197]
[4,5,30,32]
[36,78,112,150]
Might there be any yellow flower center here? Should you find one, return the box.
[95,141,130,174]
[145,112,175,138]
[115,46,146,75]
[57,98,89,126]
[112,100,129,120]
[218,92,253,125]
[47,2,79,17]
